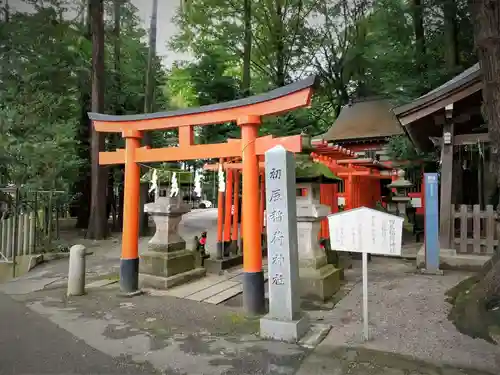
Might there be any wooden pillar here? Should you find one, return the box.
[332,184,339,213]
[238,115,265,315]
[231,170,240,250]
[223,169,233,254]
[216,158,225,259]
[259,173,265,236]
[120,129,142,294]
[439,107,455,249]
[346,166,353,210]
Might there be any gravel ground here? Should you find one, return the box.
[307,257,500,374]
[295,346,495,375]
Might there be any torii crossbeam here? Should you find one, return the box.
[88,76,317,314]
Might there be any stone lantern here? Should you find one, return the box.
[139,177,205,289]
[295,156,343,301]
[386,169,414,219]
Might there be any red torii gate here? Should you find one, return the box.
[88,76,317,314]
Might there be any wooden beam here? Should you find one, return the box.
[399,82,482,126]
[99,134,302,165]
[454,133,489,145]
[204,162,265,171]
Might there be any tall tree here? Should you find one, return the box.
[443,0,460,70]
[139,0,158,235]
[412,0,427,92]
[75,0,92,229]
[242,0,252,96]
[87,0,108,239]
[447,0,500,342]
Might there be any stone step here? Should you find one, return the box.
[162,275,225,298]
[204,285,243,304]
[185,280,240,302]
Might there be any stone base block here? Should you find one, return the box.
[139,267,206,289]
[416,246,492,272]
[148,241,186,253]
[299,265,343,301]
[260,313,310,343]
[139,249,197,278]
[419,268,444,276]
[204,254,243,275]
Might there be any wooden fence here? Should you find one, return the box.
[0,212,36,261]
[453,204,498,255]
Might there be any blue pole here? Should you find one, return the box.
[424,173,440,271]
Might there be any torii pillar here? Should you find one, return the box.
[239,115,265,313]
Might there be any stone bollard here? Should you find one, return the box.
[67,244,86,297]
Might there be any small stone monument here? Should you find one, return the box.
[296,181,343,301]
[139,193,206,288]
[260,145,309,342]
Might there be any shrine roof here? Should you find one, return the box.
[393,63,480,119]
[320,98,404,142]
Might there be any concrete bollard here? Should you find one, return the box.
[67,244,86,296]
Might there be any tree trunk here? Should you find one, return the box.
[86,0,108,240]
[139,0,158,236]
[114,0,122,114]
[242,0,252,97]
[111,0,122,232]
[449,0,500,343]
[274,2,286,87]
[443,0,460,70]
[412,0,427,93]
[75,0,92,229]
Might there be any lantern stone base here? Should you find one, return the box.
[139,249,206,289]
[204,253,243,275]
[299,261,343,301]
[260,313,310,343]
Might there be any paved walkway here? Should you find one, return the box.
[0,292,157,375]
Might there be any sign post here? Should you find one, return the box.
[328,207,403,341]
[423,173,441,273]
[260,145,309,342]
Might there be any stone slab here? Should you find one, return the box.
[86,279,118,289]
[260,313,310,343]
[416,246,491,271]
[298,323,332,349]
[185,280,239,302]
[162,275,224,298]
[204,284,243,304]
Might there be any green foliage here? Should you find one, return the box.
[386,135,437,163]
[166,51,241,144]
[0,6,85,191]
[295,154,341,182]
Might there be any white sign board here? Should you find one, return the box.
[327,206,404,341]
[327,207,404,256]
